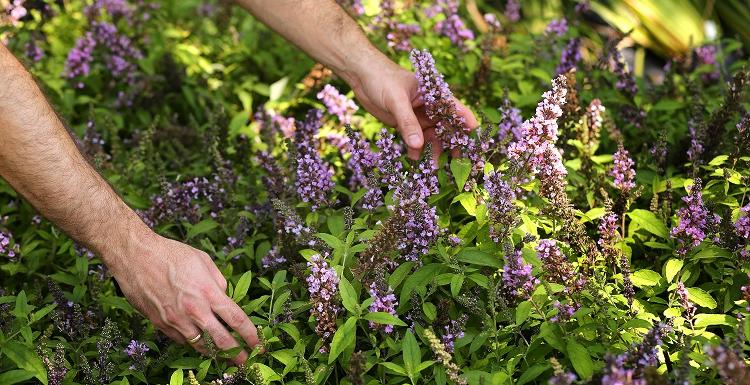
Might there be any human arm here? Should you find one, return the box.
[234,0,478,159]
[0,44,258,364]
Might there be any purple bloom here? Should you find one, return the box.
[484,171,517,242]
[549,370,577,385]
[124,340,149,370]
[705,344,750,384]
[483,13,501,31]
[0,229,20,262]
[6,0,27,24]
[671,178,719,255]
[345,128,382,209]
[609,144,636,192]
[317,84,358,124]
[386,23,421,52]
[397,200,440,261]
[141,175,228,227]
[435,14,474,50]
[507,75,568,200]
[550,300,579,323]
[545,18,568,36]
[306,253,341,352]
[575,0,591,14]
[695,45,720,83]
[42,344,68,385]
[368,283,398,333]
[598,212,620,257]
[676,281,696,322]
[255,108,296,138]
[735,204,750,239]
[556,38,581,75]
[294,110,334,210]
[394,149,438,205]
[91,22,143,83]
[504,0,520,22]
[501,249,539,300]
[536,239,584,292]
[25,40,44,62]
[497,97,523,147]
[64,32,97,82]
[410,49,471,152]
[612,50,638,97]
[440,315,467,353]
[375,128,403,189]
[448,234,461,246]
[585,98,605,136]
[261,246,287,270]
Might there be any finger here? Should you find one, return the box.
[390,93,424,159]
[212,294,261,350]
[195,311,249,365]
[453,99,479,131]
[199,252,228,292]
[159,325,186,345]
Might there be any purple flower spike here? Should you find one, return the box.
[306,253,341,352]
[610,144,636,192]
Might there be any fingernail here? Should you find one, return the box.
[407,133,421,148]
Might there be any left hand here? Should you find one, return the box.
[345,59,478,160]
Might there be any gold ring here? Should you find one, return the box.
[187,334,202,344]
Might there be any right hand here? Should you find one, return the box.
[107,227,260,365]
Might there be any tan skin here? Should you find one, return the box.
[0,0,477,364]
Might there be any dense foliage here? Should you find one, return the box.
[1,0,750,384]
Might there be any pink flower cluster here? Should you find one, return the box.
[317,84,359,124]
[306,253,341,352]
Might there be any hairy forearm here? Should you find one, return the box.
[234,0,391,85]
[0,45,148,273]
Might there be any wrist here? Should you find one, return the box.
[96,210,156,278]
[337,47,395,90]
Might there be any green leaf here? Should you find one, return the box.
[631,269,662,287]
[455,248,501,267]
[328,316,357,364]
[450,274,464,297]
[663,259,683,282]
[686,287,717,309]
[339,276,359,314]
[186,219,218,239]
[316,233,343,251]
[402,331,421,377]
[422,302,437,322]
[694,314,736,328]
[389,262,415,289]
[363,312,407,327]
[232,271,252,303]
[566,339,594,379]
[0,370,34,385]
[517,363,550,385]
[13,291,30,319]
[2,341,47,384]
[170,369,183,385]
[450,158,472,191]
[516,300,532,325]
[628,209,669,239]
[380,362,408,376]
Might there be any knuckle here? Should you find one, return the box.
[228,310,247,329]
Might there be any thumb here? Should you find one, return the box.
[391,96,424,160]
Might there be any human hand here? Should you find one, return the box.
[106,227,259,365]
[344,58,478,159]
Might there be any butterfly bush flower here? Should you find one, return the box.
[501,249,539,300]
[585,98,605,142]
[497,97,523,147]
[705,344,750,384]
[504,0,520,22]
[5,0,27,25]
[676,281,696,323]
[345,127,382,209]
[484,171,517,242]
[42,344,68,385]
[271,199,316,247]
[610,144,636,192]
[397,200,440,261]
[735,204,750,239]
[550,300,580,323]
[598,211,620,260]
[483,13,501,31]
[25,39,44,62]
[545,18,568,36]
[317,84,359,124]
[410,49,471,151]
[255,108,295,138]
[671,178,719,255]
[0,229,20,262]
[695,45,720,83]
[261,246,287,270]
[536,239,584,292]
[294,110,334,209]
[306,253,341,352]
[124,340,149,370]
[556,38,581,75]
[368,283,398,333]
[142,175,228,227]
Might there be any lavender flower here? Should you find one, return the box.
[676,281,696,323]
[317,84,359,124]
[536,239,584,292]
[440,315,467,353]
[368,283,398,333]
[306,253,341,352]
[435,14,474,50]
[501,249,539,300]
[85,0,133,20]
[387,23,421,51]
[397,200,440,261]
[25,39,44,62]
[91,21,143,83]
[0,229,20,262]
[375,128,403,189]
[5,0,27,24]
[735,204,750,239]
[483,13,501,31]
[671,178,719,255]
[610,144,636,192]
[556,38,581,75]
[584,98,605,143]
[612,50,638,97]
[345,127,382,209]
[255,108,295,138]
[695,45,720,84]
[550,300,580,323]
[504,0,520,22]
[448,234,461,246]
[142,176,228,227]
[124,340,149,370]
[705,344,750,385]
[394,148,438,205]
[497,96,523,147]
[598,211,620,260]
[42,344,68,385]
[545,18,568,36]
[294,110,334,209]
[64,32,97,84]
[484,171,517,242]
[271,199,316,247]
[410,49,471,151]
[261,246,287,270]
